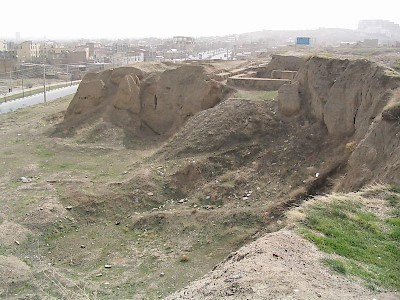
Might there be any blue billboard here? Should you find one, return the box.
[296,37,311,45]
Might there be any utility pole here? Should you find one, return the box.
[70,65,73,86]
[22,77,24,98]
[43,64,47,103]
[66,64,68,86]
[9,71,12,92]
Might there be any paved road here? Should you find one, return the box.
[0,84,78,114]
[209,50,232,60]
[195,48,232,60]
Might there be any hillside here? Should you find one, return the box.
[0,56,399,299]
[166,184,400,299]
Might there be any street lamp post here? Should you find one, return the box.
[43,64,47,103]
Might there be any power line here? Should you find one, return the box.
[0,59,129,100]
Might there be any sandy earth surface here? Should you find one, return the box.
[1,57,399,299]
[166,229,398,300]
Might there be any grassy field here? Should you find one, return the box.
[295,185,400,290]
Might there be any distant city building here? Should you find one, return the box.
[0,58,15,73]
[362,39,379,47]
[113,42,129,53]
[225,35,239,43]
[0,40,8,52]
[172,36,195,58]
[126,50,145,63]
[86,42,95,58]
[173,36,195,45]
[16,41,40,63]
[358,20,400,39]
[64,49,89,64]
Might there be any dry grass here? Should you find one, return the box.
[345,141,357,153]
[382,89,400,122]
[286,192,359,225]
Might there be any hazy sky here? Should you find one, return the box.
[1,0,399,40]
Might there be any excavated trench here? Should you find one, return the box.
[38,55,400,298]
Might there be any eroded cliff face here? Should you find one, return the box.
[343,91,400,190]
[63,65,232,137]
[344,118,400,190]
[278,56,400,190]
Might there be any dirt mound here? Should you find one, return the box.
[0,220,31,246]
[53,64,232,145]
[158,97,348,205]
[126,61,177,73]
[160,99,280,158]
[166,229,397,300]
[0,255,31,293]
[256,54,307,78]
[278,56,400,190]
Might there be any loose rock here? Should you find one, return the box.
[20,176,32,183]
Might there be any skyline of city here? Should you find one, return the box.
[1,0,400,40]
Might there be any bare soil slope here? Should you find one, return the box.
[278,55,400,190]
[53,64,233,147]
[157,97,347,208]
[166,188,399,300]
[1,55,399,299]
[166,231,397,300]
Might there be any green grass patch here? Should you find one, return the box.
[0,83,69,103]
[299,193,400,289]
[389,184,400,194]
[387,194,399,207]
[233,90,278,101]
[56,162,75,170]
[387,185,400,218]
[35,145,55,158]
[322,258,347,274]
